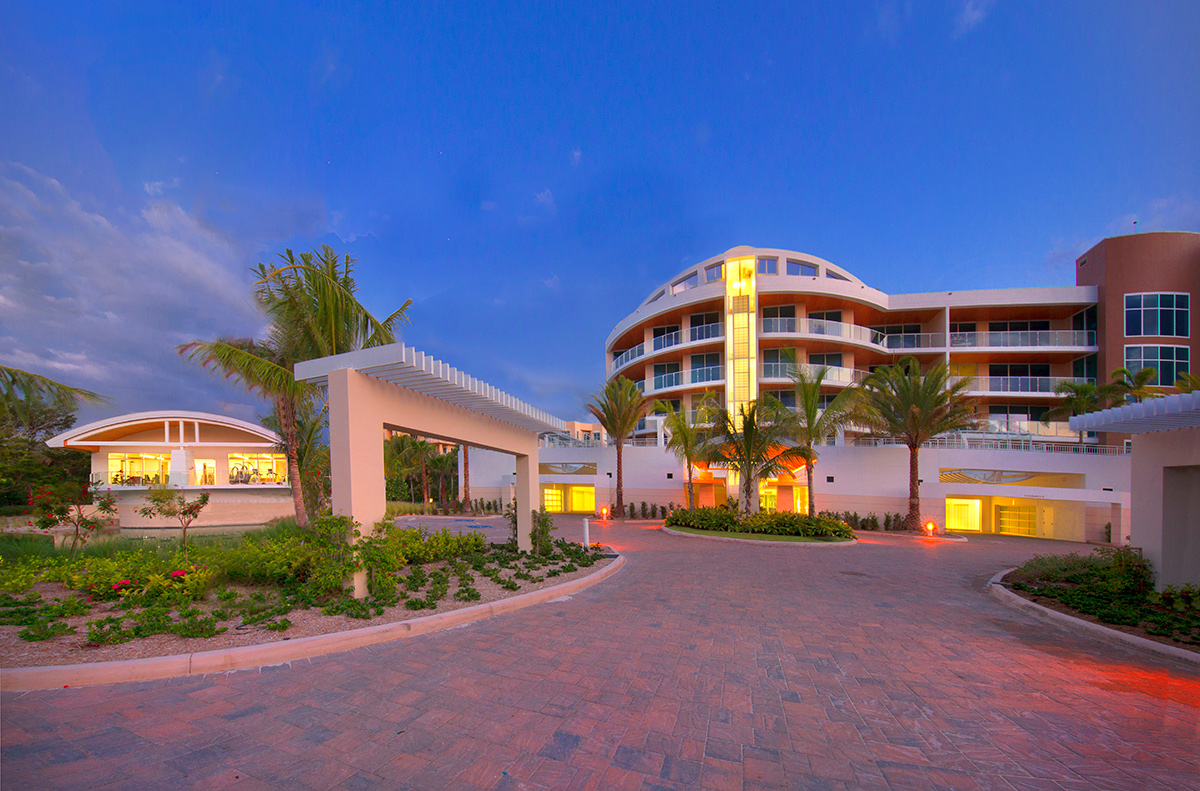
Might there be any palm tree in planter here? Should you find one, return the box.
[654,398,709,510]
[785,365,864,516]
[180,246,408,528]
[1110,366,1163,403]
[587,377,648,519]
[859,356,978,531]
[1043,380,1114,444]
[701,399,808,516]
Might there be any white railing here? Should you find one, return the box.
[950,330,1097,348]
[850,435,1128,455]
[690,322,724,342]
[878,332,946,350]
[688,365,724,385]
[653,370,683,390]
[955,376,1094,394]
[652,330,683,351]
[986,419,1083,439]
[761,363,869,383]
[761,317,796,334]
[612,344,644,371]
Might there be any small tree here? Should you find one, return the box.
[587,377,648,519]
[137,486,211,563]
[655,399,707,510]
[31,480,117,556]
[1110,366,1163,403]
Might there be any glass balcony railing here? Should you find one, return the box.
[954,376,1095,394]
[612,344,645,370]
[761,363,869,383]
[688,365,724,384]
[761,317,796,334]
[879,332,946,349]
[652,370,683,390]
[652,330,683,351]
[949,330,1097,348]
[690,322,724,342]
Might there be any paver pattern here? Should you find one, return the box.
[3,518,1199,790]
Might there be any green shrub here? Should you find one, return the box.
[665,508,852,540]
[664,507,739,532]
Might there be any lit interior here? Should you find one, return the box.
[228,453,288,484]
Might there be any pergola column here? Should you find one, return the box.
[329,367,386,598]
[514,452,537,552]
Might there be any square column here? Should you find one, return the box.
[329,368,386,598]
[514,452,537,552]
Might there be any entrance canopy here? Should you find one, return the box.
[296,344,564,595]
[294,344,564,438]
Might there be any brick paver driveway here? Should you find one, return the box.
[4,519,1199,790]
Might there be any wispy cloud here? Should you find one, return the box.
[535,188,556,214]
[953,0,996,38]
[1109,196,1200,236]
[0,162,279,420]
[143,177,181,196]
[571,149,582,167]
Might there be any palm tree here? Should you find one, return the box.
[654,399,708,510]
[785,365,863,516]
[429,449,457,507]
[1043,380,1113,444]
[180,246,409,528]
[859,357,979,531]
[586,377,648,518]
[1176,372,1200,393]
[461,444,471,509]
[0,366,106,421]
[701,399,808,516]
[1110,366,1163,403]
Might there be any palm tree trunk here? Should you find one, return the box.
[807,462,816,517]
[462,445,470,508]
[277,397,310,528]
[686,467,694,510]
[906,444,921,531]
[743,472,756,516]
[615,441,624,517]
[421,455,429,514]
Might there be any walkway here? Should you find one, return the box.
[3,519,1199,790]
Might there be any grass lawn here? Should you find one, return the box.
[664,525,852,543]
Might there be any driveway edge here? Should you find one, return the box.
[661,526,857,546]
[1,554,626,691]
[987,568,1200,667]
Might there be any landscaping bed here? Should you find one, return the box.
[663,507,855,541]
[1004,547,1200,653]
[0,517,610,669]
[664,525,851,543]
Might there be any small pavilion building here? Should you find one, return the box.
[48,411,295,532]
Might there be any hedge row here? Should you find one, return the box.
[664,508,854,540]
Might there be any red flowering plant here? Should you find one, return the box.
[136,486,210,564]
[30,480,118,557]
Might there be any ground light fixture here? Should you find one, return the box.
[925,520,937,536]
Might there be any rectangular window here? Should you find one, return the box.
[764,388,796,408]
[107,453,169,486]
[1125,345,1190,385]
[543,486,564,513]
[228,453,288,484]
[569,485,595,513]
[810,310,843,323]
[1125,292,1190,338]
[757,258,778,275]
[194,459,216,486]
[672,273,699,295]
[808,353,843,368]
[787,260,818,276]
[762,305,796,319]
[825,270,850,281]
[705,263,723,283]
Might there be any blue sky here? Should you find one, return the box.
[2,1,1198,425]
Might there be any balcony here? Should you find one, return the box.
[949,330,1097,348]
[760,362,869,384]
[760,318,945,350]
[612,344,645,371]
[641,365,725,395]
[652,330,683,351]
[690,322,724,342]
[879,332,945,350]
[954,376,1094,394]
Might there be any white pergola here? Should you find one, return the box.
[1072,391,1200,589]
[295,344,565,597]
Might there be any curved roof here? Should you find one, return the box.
[48,410,281,450]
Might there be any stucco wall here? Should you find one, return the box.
[1131,426,1200,588]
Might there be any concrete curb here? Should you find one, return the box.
[661,526,858,547]
[0,554,626,691]
[987,568,1200,668]
[855,531,968,543]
